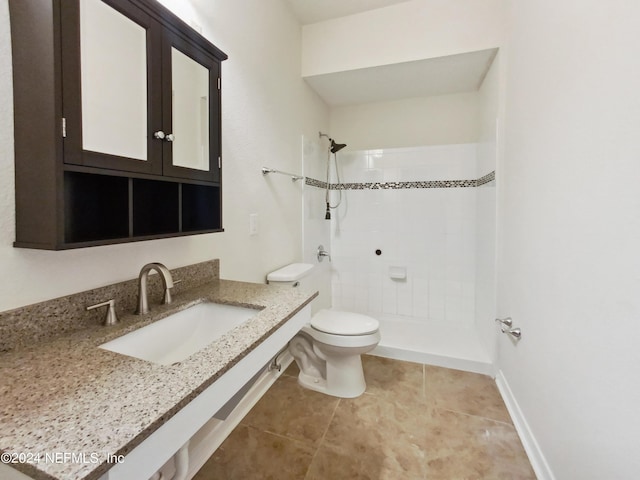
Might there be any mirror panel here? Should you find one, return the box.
[80,0,147,161]
[171,47,210,171]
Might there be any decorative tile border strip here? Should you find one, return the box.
[333,180,477,189]
[477,170,496,187]
[305,170,495,190]
[304,177,328,189]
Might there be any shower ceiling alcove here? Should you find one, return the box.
[303,48,498,106]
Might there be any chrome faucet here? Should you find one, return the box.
[136,262,174,315]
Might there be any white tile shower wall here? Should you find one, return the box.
[331,145,477,326]
[302,136,331,313]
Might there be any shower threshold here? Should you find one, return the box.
[371,315,494,376]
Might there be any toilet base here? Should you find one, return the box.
[296,353,367,399]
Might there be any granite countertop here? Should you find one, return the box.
[0,279,316,480]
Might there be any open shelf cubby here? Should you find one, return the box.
[62,172,220,247]
[64,172,129,243]
[182,183,221,232]
[132,178,180,237]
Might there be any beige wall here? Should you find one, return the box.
[0,0,329,312]
[497,0,640,477]
[329,91,480,151]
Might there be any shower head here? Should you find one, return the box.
[320,132,347,154]
[330,139,347,154]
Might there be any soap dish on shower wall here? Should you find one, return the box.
[389,266,407,280]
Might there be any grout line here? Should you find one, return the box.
[434,405,516,427]
[303,398,342,479]
[256,427,319,450]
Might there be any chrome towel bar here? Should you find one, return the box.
[262,167,304,181]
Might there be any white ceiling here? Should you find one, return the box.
[304,49,498,107]
[285,0,413,25]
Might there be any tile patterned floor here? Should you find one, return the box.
[194,355,536,479]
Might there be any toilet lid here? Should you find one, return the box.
[311,309,379,336]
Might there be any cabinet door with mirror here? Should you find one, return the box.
[161,31,221,182]
[61,0,222,182]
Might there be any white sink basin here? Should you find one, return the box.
[99,303,260,366]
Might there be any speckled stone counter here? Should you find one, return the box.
[0,267,316,480]
[0,260,221,353]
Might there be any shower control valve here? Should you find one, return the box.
[317,245,331,263]
[496,317,522,340]
[507,327,522,339]
[495,317,513,329]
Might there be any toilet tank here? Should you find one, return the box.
[267,263,327,315]
[266,263,315,289]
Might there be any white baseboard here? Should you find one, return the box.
[495,370,555,480]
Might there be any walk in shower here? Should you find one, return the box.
[302,139,497,375]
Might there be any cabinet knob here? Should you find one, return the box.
[165,133,175,142]
[153,130,165,140]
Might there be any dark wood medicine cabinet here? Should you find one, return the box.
[9,0,228,249]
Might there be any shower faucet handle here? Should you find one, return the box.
[506,327,522,339]
[495,317,513,328]
[317,245,331,263]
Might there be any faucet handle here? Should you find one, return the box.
[87,299,118,326]
[317,244,331,263]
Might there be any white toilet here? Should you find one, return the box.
[267,263,380,398]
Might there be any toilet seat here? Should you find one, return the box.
[311,309,379,335]
[303,324,381,349]
[302,309,381,349]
